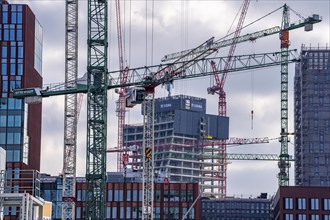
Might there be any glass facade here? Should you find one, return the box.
[1,0,43,185]
[0,3,25,166]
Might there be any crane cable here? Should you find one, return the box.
[215,5,283,44]
[250,43,255,130]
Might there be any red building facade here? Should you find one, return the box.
[273,186,330,220]
[75,181,201,219]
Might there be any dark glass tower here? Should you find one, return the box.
[0,0,43,172]
[294,45,330,186]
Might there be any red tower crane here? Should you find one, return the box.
[207,0,250,197]
[115,0,130,172]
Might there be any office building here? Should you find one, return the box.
[202,193,273,220]
[272,186,330,220]
[123,95,229,197]
[40,172,202,220]
[294,45,330,186]
[0,0,43,173]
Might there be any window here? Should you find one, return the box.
[285,214,294,220]
[112,207,117,218]
[324,215,330,220]
[155,190,161,202]
[2,10,8,24]
[285,197,293,209]
[10,46,16,58]
[311,214,319,220]
[311,198,319,210]
[120,207,124,218]
[107,189,112,201]
[0,115,6,126]
[76,190,81,201]
[298,198,306,210]
[2,46,7,58]
[16,27,22,41]
[132,207,137,218]
[126,207,131,219]
[324,199,330,210]
[106,207,110,218]
[181,190,186,202]
[76,207,81,219]
[18,45,23,58]
[0,133,6,144]
[114,189,123,201]
[1,62,6,75]
[298,214,306,220]
[126,189,131,201]
[132,190,137,201]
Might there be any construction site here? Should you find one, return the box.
[0,0,328,219]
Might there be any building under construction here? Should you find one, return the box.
[294,45,330,186]
[123,95,229,197]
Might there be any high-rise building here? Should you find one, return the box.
[0,0,43,172]
[123,95,229,197]
[294,45,330,186]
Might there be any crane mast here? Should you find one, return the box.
[62,0,78,219]
[208,0,250,197]
[115,0,129,172]
[278,4,290,186]
[85,0,108,218]
[142,92,155,220]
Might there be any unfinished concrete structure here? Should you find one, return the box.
[123,95,229,197]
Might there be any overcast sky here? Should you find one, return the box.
[11,0,330,197]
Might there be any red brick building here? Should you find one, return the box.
[273,186,330,220]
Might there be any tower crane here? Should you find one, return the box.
[85,0,108,218]
[205,0,250,197]
[62,0,78,219]
[114,0,130,172]
[162,4,321,187]
[13,50,299,219]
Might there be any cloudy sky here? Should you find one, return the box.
[11,0,330,197]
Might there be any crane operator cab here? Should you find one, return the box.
[125,87,145,108]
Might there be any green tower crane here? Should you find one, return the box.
[85,0,108,218]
